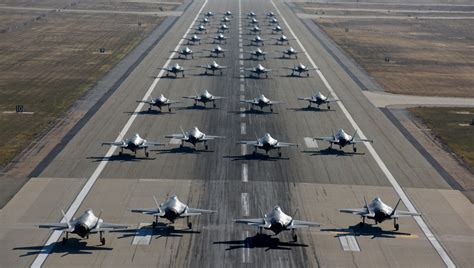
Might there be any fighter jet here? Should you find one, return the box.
[275,34,293,45]
[246,47,268,60]
[279,47,298,59]
[160,63,190,77]
[173,47,195,59]
[182,89,225,108]
[247,35,265,46]
[203,11,215,17]
[212,33,228,44]
[194,24,207,34]
[102,133,164,157]
[271,25,283,34]
[297,92,340,109]
[284,63,316,77]
[314,128,373,152]
[222,11,233,17]
[198,61,227,75]
[215,23,230,33]
[248,25,262,34]
[268,17,279,25]
[131,195,216,229]
[266,11,276,18]
[203,45,228,57]
[183,34,201,45]
[245,64,272,78]
[240,94,283,112]
[165,126,225,150]
[247,12,257,18]
[248,18,259,26]
[339,197,421,231]
[200,17,210,24]
[233,206,320,242]
[137,94,182,112]
[221,16,232,24]
[237,133,298,157]
[38,209,128,245]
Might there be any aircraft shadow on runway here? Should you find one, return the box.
[287,107,335,112]
[114,224,200,240]
[279,74,310,78]
[214,234,308,251]
[244,57,265,61]
[242,75,272,80]
[124,110,177,116]
[304,148,365,156]
[13,238,112,257]
[321,223,412,239]
[87,154,155,162]
[153,147,214,155]
[228,109,277,115]
[178,105,220,111]
[223,152,289,161]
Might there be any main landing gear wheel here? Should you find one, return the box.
[205,144,209,150]
[188,222,193,229]
[293,234,298,242]
[306,73,309,77]
[213,103,217,108]
[62,237,67,244]
[353,147,357,153]
[278,151,282,157]
[145,151,149,157]
[395,224,399,231]
[101,237,106,245]
[328,105,331,110]
[168,107,172,112]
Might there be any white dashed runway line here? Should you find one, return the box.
[132,223,153,245]
[241,164,248,182]
[338,235,361,251]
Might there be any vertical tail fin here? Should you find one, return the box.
[390,199,402,217]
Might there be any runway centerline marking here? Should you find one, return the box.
[338,235,360,251]
[31,0,210,266]
[304,137,318,148]
[271,0,455,266]
[241,144,247,155]
[242,164,248,182]
[240,107,246,118]
[240,84,245,92]
[132,223,153,245]
[241,193,249,216]
[241,122,246,134]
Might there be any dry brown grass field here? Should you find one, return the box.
[0,0,181,167]
[296,3,474,98]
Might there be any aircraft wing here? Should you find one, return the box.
[326,98,340,103]
[130,207,164,216]
[202,135,225,140]
[218,66,228,69]
[166,100,183,104]
[183,208,217,216]
[297,97,311,101]
[269,101,283,105]
[37,223,70,231]
[314,136,336,142]
[339,208,370,216]
[240,99,257,104]
[198,65,210,69]
[287,220,321,229]
[211,96,226,100]
[236,141,259,146]
[182,95,199,100]
[165,134,187,140]
[276,142,298,147]
[93,222,129,232]
[137,99,153,104]
[233,218,265,225]
[101,141,125,147]
[351,138,374,144]
[143,141,165,147]
[391,210,421,218]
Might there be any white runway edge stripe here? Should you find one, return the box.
[270,0,455,267]
[30,0,210,267]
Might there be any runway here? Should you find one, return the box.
[0,0,472,267]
